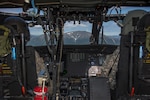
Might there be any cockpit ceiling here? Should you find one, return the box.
[0,0,150,8]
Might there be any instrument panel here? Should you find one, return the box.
[35,45,117,77]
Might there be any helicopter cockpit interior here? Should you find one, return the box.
[0,0,150,100]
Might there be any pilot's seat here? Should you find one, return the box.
[116,10,150,99]
[0,17,48,97]
[134,13,150,95]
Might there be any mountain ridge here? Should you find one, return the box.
[27,31,120,46]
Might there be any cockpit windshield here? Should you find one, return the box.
[0,7,150,46]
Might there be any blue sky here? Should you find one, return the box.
[65,7,150,36]
[0,7,150,36]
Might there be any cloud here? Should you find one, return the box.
[29,26,43,35]
[65,21,88,28]
[0,8,22,13]
[64,21,92,33]
[34,25,42,28]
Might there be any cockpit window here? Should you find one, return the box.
[63,21,92,45]
[27,20,120,46]
[0,7,150,46]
